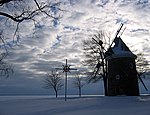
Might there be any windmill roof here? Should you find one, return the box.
[105,37,137,60]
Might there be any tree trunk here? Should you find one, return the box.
[103,77,108,96]
[79,87,81,97]
[55,90,58,98]
[104,60,108,96]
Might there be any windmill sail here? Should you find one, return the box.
[137,72,148,91]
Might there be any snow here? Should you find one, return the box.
[112,48,135,57]
[106,37,137,59]
[0,95,150,115]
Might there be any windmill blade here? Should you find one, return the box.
[115,23,124,38]
[93,66,100,79]
[87,66,99,83]
[109,23,124,48]
[138,74,148,91]
[92,62,103,80]
[119,26,126,37]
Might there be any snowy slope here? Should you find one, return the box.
[0,95,150,115]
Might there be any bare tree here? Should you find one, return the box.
[0,53,13,77]
[83,30,110,96]
[136,53,150,78]
[0,0,62,22]
[44,70,63,98]
[0,0,63,75]
[0,32,13,77]
[0,0,63,43]
[73,74,85,97]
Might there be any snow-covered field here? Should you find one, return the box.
[0,95,150,115]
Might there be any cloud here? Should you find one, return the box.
[6,0,149,76]
[0,0,150,94]
[4,0,150,74]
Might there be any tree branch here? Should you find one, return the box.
[0,12,22,22]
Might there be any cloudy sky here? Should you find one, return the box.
[0,0,150,95]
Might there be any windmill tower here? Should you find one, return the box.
[105,24,139,96]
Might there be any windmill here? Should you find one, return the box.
[91,23,147,96]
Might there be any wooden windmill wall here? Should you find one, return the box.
[106,37,139,96]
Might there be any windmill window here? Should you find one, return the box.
[116,75,120,80]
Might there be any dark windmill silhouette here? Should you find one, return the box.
[105,24,138,96]
[93,23,147,96]
[56,59,77,101]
